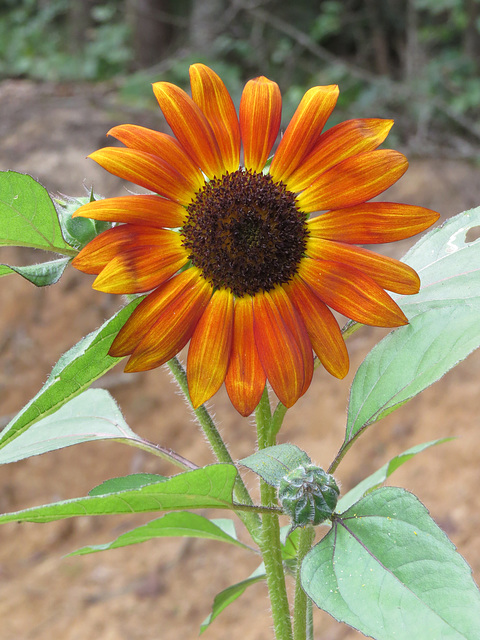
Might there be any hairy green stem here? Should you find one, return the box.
[293,526,315,640]
[167,356,262,542]
[256,388,293,640]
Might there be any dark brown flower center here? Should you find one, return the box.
[181,170,308,297]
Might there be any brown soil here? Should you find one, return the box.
[0,80,479,640]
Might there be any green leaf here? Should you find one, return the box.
[240,444,311,486]
[337,438,453,513]
[69,512,249,556]
[302,487,480,639]
[200,564,266,634]
[0,257,70,286]
[89,473,167,496]
[0,298,143,451]
[346,302,480,441]
[346,207,480,443]
[0,464,238,524]
[0,389,155,465]
[0,171,74,254]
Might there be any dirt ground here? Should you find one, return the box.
[0,79,479,640]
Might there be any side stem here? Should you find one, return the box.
[256,388,293,640]
[293,525,315,640]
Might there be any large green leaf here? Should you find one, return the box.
[0,171,74,254]
[0,464,238,524]
[240,444,311,487]
[0,389,147,464]
[200,564,266,634]
[69,512,249,556]
[0,257,70,285]
[0,298,142,450]
[302,487,480,639]
[346,207,480,442]
[336,438,452,513]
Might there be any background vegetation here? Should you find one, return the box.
[1,0,479,157]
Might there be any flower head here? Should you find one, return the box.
[72,64,439,415]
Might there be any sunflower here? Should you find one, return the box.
[72,63,439,416]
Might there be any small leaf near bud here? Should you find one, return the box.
[279,464,339,528]
[54,192,111,249]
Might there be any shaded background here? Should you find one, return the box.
[0,1,479,639]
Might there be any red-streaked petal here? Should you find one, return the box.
[152,81,224,179]
[307,202,440,244]
[287,118,393,192]
[189,64,241,173]
[93,235,188,294]
[72,224,152,274]
[299,258,408,327]
[187,288,234,408]
[108,124,205,192]
[73,195,187,228]
[89,147,196,205]
[286,277,349,379]
[270,286,313,397]
[119,273,212,371]
[240,76,282,172]
[306,237,420,294]
[252,290,304,408]
[225,296,266,417]
[296,150,408,213]
[270,85,339,184]
[110,268,201,356]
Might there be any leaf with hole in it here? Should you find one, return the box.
[336,437,453,513]
[200,564,266,634]
[240,444,311,487]
[0,171,74,253]
[302,487,480,639]
[0,257,70,286]
[69,512,249,556]
[346,207,480,444]
[0,464,238,524]
[0,298,143,451]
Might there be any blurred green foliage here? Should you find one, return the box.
[0,0,479,153]
[0,0,131,81]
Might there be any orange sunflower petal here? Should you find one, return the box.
[286,277,349,379]
[252,291,304,408]
[110,268,205,357]
[299,258,408,327]
[307,202,440,244]
[240,76,282,172]
[152,81,224,179]
[225,296,266,417]
[189,64,241,173]
[73,195,187,228]
[296,150,408,213]
[72,225,142,274]
[123,273,212,371]
[269,85,339,185]
[306,237,420,294]
[89,147,196,205]
[287,118,393,192]
[108,124,205,192]
[269,286,313,397]
[187,288,234,408]
[93,233,188,294]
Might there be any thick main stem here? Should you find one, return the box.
[256,388,293,640]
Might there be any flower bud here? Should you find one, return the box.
[278,464,339,527]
